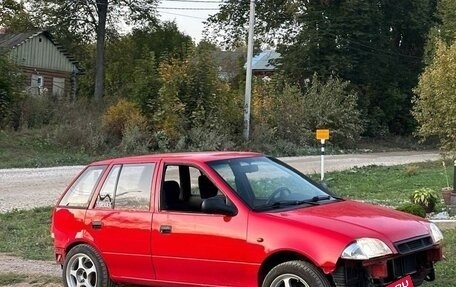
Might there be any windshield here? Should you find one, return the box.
[209,156,335,211]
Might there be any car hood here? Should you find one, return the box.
[266,200,432,249]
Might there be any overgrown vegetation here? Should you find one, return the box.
[1,44,366,157]
[1,1,440,157]
[1,0,454,158]
[252,75,363,149]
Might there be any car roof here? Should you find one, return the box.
[89,151,263,166]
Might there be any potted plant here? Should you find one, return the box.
[410,187,438,213]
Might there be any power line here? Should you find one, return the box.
[161,0,223,3]
[159,11,207,20]
[157,7,219,10]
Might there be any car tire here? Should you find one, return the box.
[63,244,114,287]
[262,260,332,287]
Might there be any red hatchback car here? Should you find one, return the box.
[51,152,443,287]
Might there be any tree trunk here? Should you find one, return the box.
[94,0,108,101]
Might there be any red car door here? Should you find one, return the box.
[151,163,257,286]
[84,163,157,282]
[152,211,256,286]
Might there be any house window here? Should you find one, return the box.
[53,77,65,97]
[30,74,44,96]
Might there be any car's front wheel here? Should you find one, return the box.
[63,244,114,287]
[262,260,332,287]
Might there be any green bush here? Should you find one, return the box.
[252,74,364,147]
[102,99,147,141]
[16,94,55,129]
[177,123,236,151]
[119,124,150,154]
[410,187,438,213]
[396,203,426,218]
[47,99,107,154]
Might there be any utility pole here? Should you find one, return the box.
[243,0,255,140]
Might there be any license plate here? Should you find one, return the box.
[386,275,414,287]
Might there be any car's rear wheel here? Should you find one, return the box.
[262,260,332,287]
[63,244,114,287]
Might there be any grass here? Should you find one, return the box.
[429,229,456,287]
[0,129,94,169]
[0,273,60,286]
[311,161,452,208]
[0,207,54,260]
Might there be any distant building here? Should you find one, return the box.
[248,50,281,77]
[214,49,282,82]
[0,30,81,98]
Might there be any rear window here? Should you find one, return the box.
[59,166,106,208]
[95,163,155,211]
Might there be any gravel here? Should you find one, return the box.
[0,166,83,213]
[0,254,61,277]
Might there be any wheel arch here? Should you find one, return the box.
[258,251,316,287]
[64,240,102,262]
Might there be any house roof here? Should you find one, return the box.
[0,32,37,48]
[250,50,281,71]
[0,30,82,72]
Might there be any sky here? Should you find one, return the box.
[157,1,222,43]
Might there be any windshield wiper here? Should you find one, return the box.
[253,196,332,211]
[308,195,331,202]
[253,201,309,211]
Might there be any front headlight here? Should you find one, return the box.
[430,222,444,244]
[341,238,393,260]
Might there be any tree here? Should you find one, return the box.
[424,0,456,63]
[208,0,437,135]
[433,0,456,45]
[148,42,242,146]
[413,41,456,154]
[131,21,193,62]
[0,53,25,129]
[0,0,36,32]
[103,21,193,107]
[28,0,159,101]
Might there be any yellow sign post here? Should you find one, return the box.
[316,129,330,181]
[316,129,330,140]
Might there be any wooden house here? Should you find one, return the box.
[0,30,81,98]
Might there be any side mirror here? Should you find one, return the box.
[201,197,237,216]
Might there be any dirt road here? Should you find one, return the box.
[0,151,440,213]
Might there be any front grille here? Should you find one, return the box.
[395,236,433,254]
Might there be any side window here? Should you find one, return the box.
[115,163,154,211]
[60,166,106,207]
[161,165,223,212]
[94,163,154,211]
[210,163,237,192]
[95,165,121,209]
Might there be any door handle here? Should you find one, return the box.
[160,225,172,234]
[91,221,102,229]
